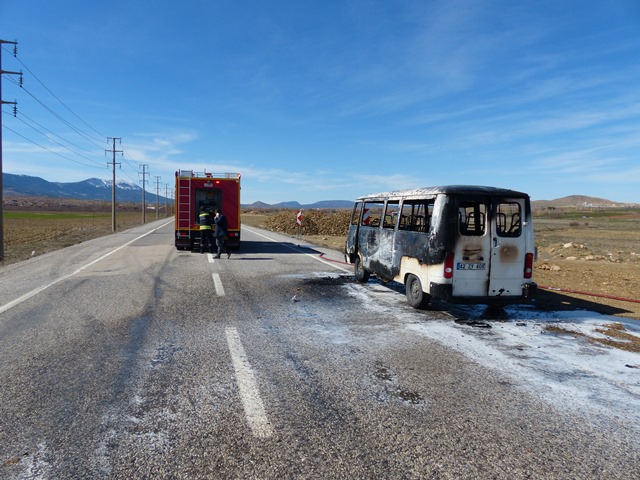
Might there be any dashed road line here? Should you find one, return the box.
[212,273,225,296]
[225,326,274,438]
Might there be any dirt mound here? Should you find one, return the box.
[263,210,351,236]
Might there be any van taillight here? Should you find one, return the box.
[524,253,534,279]
[444,252,454,279]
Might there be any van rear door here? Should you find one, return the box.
[488,198,526,297]
[452,198,491,297]
[452,196,527,299]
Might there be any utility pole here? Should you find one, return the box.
[164,183,169,217]
[0,39,21,262]
[106,137,122,232]
[154,176,161,220]
[139,164,148,223]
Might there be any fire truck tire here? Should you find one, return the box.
[406,274,430,309]
[354,256,370,283]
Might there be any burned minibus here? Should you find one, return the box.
[345,186,537,308]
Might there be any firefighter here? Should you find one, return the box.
[213,208,231,258]
[198,206,214,253]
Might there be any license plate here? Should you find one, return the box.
[457,262,486,270]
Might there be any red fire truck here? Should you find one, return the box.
[174,170,241,250]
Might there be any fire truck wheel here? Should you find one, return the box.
[406,274,429,309]
[354,256,370,283]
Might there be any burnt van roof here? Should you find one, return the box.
[358,185,529,200]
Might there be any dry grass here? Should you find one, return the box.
[545,323,640,353]
[2,210,155,265]
[242,211,348,251]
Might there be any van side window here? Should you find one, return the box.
[350,202,363,226]
[399,200,434,232]
[496,202,522,237]
[383,201,399,228]
[361,201,385,227]
[459,202,486,236]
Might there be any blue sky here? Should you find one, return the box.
[1,0,640,204]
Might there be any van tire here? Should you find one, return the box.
[354,256,370,283]
[406,274,429,309]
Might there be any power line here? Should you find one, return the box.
[8,109,104,167]
[2,122,105,169]
[2,44,106,139]
[1,62,111,175]
[16,82,105,149]
[1,57,104,151]
[1,42,167,223]
[15,108,100,156]
[121,149,142,172]
[115,167,137,183]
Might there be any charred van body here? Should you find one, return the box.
[345,186,537,308]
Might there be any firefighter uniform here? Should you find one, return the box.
[199,209,214,253]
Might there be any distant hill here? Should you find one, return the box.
[243,200,353,209]
[532,195,638,209]
[2,173,168,203]
[2,173,351,208]
[5,173,634,210]
[247,196,639,210]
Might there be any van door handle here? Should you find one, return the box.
[493,238,499,247]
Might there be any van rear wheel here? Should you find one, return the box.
[406,274,429,309]
[354,256,370,283]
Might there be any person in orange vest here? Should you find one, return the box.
[198,206,214,253]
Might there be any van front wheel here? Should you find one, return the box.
[354,257,370,283]
[406,274,429,309]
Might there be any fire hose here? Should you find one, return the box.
[318,252,352,266]
[538,285,640,305]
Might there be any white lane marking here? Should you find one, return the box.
[0,220,174,315]
[212,273,225,296]
[225,327,274,438]
[208,253,215,263]
[242,226,351,273]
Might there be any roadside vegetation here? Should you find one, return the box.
[2,205,163,265]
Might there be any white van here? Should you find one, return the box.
[345,186,537,308]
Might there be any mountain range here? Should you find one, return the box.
[244,200,354,209]
[1,173,352,209]
[2,173,168,203]
[2,173,636,209]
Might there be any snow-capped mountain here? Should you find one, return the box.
[3,173,168,203]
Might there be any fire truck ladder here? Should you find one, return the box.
[177,173,192,239]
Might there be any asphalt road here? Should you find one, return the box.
[0,220,638,479]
